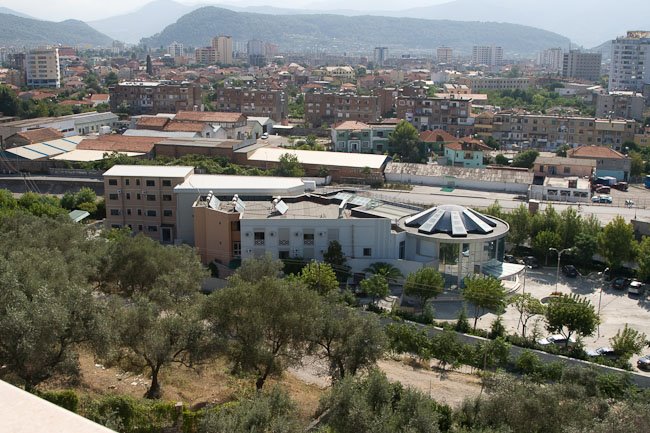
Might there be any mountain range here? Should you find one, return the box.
[0,13,113,47]
[141,6,570,56]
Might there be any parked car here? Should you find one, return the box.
[595,185,611,194]
[562,264,578,278]
[537,334,576,347]
[504,254,517,263]
[613,182,628,191]
[638,355,650,370]
[612,277,631,290]
[261,132,269,139]
[591,195,613,204]
[518,256,539,268]
[586,346,617,359]
[628,280,644,295]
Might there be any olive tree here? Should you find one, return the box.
[545,294,599,347]
[403,267,445,312]
[462,276,507,331]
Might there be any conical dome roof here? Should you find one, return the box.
[404,205,498,237]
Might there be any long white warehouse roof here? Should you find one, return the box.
[247,148,389,169]
[103,165,194,178]
[175,174,305,195]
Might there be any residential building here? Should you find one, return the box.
[212,35,233,65]
[247,39,266,66]
[609,31,650,92]
[304,92,381,126]
[25,48,60,88]
[194,47,216,65]
[595,91,645,121]
[537,48,563,73]
[395,94,474,135]
[215,87,287,121]
[437,47,454,63]
[491,112,637,150]
[173,111,251,140]
[374,47,388,67]
[375,87,399,117]
[562,50,602,82]
[471,46,503,67]
[529,175,591,203]
[567,145,631,181]
[533,156,595,178]
[443,137,492,168]
[330,120,395,154]
[103,165,195,243]
[168,41,184,58]
[458,76,535,91]
[323,66,355,81]
[109,81,204,115]
[419,129,458,155]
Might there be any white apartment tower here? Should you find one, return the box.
[168,41,184,58]
[25,48,60,88]
[537,48,563,72]
[437,47,454,63]
[212,35,233,65]
[609,31,650,92]
[373,47,388,67]
[471,46,503,67]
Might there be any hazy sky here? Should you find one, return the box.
[3,0,449,21]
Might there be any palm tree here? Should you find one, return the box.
[364,262,404,284]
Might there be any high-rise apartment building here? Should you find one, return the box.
[537,48,563,72]
[247,40,266,66]
[212,35,233,65]
[471,46,503,67]
[437,47,454,63]
[373,47,388,67]
[194,47,216,65]
[562,50,602,81]
[609,31,650,92]
[25,48,60,88]
[168,41,184,58]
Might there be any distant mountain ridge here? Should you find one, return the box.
[0,13,112,47]
[0,6,33,19]
[141,6,571,56]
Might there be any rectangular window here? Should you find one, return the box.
[136,179,141,186]
[162,194,172,201]
[146,195,156,201]
[162,180,172,187]
[138,225,143,231]
[254,232,265,246]
[147,225,158,232]
[109,193,118,200]
[303,233,314,245]
[363,248,372,257]
[136,193,141,200]
[125,179,130,186]
[399,241,405,259]
[110,209,120,216]
[146,210,157,217]
[233,241,241,257]
[137,209,142,216]
[146,180,155,187]
[108,179,118,186]
[127,209,132,216]
[563,167,571,174]
[126,192,131,200]
[163,210,172,217]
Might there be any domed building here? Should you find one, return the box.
[396,204,519,288]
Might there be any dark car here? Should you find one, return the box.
[613,182,628,191]
[637,355,650,370]
[562,265,578,278]
[612,277,631,290]
[504,254,517,263]
[595,185,611,194]
[521,256,540,268]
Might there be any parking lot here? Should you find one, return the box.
[472,267,650,374]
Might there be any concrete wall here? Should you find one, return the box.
[384,172,530,194]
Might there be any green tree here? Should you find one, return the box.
[403,267,445,312]
[17,192,66,218]
[104,71,119,87]
[389,120,423,163]
[637,236,650,282]
[598,216,636,271]
[275,153,305,177]
[0,84,19,116]
[630,151,644,177]
[360,274,389,304]
[495,154,509,165]
[454,307,471,333]
[558,207,582,250]
[233,253,284,283]
[545,293,599,347]
[462,276,507,330]
[323,240,351,283]
[312,302,386,381]
[511,150,539,168]
[204,275,320,390]
[364,262,403,283]
[299,261,339,295]
[0,188,18,212]
[555,144,569,157]
[509,293,546,339]
[532,230,562,265]
[610,324,647,361]
[507,204,531,247]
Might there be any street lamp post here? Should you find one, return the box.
[548,247,574,292]
[598,267,609,338]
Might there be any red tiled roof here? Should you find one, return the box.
[13,128,64,144]
[174,111,245,123]
[420,129,457,143]
[163,121,206,132]
[136,116,170,128]
[333,120,370,131]
[380,118,401,125]
[568,145,626,160]
[76,135,157,153]
[89,94,109,102]
[445,138,492,152]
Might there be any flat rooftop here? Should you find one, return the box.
[545,177,590,189]
[175,174,306,194]
[247,148,389,169]
[103,165,194,178]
